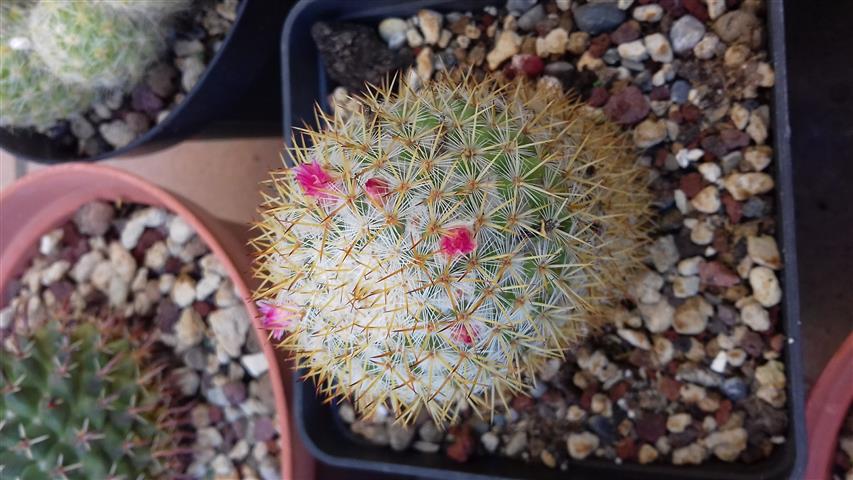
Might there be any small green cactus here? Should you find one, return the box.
[0,2,94,130]
[252,73,651,425]
[28,1,167,90]
[0,311,180,479]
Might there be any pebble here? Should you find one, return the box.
[175,308,206,350]
[506,0,537,13]
[39,229,63,256]
[178,56,206,92]
[416,47,434,82]
[744,145,772,172]
[413,441,440,453]
[99,120,136,148]
[630,270,664,304]
[504,431,528,456]
[639,299,674,333]
[704,428,747,461]
[748,266,782,307]
[721,377,749,401]
[739,299,769,332]
[407,28,424,48]
[748,109,769,145]
[172,275,197,308]
[633,4,663,22]
[638,444,659,464]
[676,148,704,168]
[666,413,692,433]
[174,39,205,57]
[388,423,416,451]
[209,306,251,357]
[378,17,407,48]
[417,9,443,45]
[633,118,667,148]
[573,3,625,35]
[693,33,720,59]
[673,275,700,298]
[487,31,520,70]
[240,352,269,378]
[672,443,708,465]
[691,186,721,214]
[649,235,679,273]
[674,296,713,335]
[644,33,673,63]
[723,173,774,201]
[540,28,569,55]
[517,4,545,31]
[706,0,727,20]
[567,31,590,54]
[567,432,600,459]
[618,39,648,62]
[713,10,759,45]
[481,432,500,453]
[670,15,706,54]
[618,328,651,350]
[710,351,728,373]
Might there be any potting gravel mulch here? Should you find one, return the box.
[41,0,240,158]
[0,201,281,480]
[313,0,789,469]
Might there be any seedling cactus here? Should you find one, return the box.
[0,310,181,479]
[252,73,651,425]
[28,1,169,90]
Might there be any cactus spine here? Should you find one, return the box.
[0,311,181,479]
[253,73,651,425]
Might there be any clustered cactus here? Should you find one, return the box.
[0,310,181,479]
[253,73,651,425]
[0,0,192,130]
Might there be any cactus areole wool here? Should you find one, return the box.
[253,73,651,425]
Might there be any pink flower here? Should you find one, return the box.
[364,177,389,202]
[294,162,333,198]
[440,227,476,256]
[451,325,475,346]
[257,300,298,340]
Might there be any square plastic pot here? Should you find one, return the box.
[280,1,806,479]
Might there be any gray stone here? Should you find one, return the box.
[670,15,706,54]
[573,3,626,35]
[208,306,251,357]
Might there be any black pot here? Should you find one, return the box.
[281,1,807,479]
[0,0,293,164]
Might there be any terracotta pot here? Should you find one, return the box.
[806,331,853,479]
[0,163,301,479]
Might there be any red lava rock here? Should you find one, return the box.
[208,405,223,423]
[133,228,166,259]
[616,437,638,461]
[681,104,702,123]
[47,280,75,305]
[603,86,650,125]
[712,231,729,255]
[769,334,785,352]
[669,108,685,124]
[650,85,671,101]
[502,62,518,80]
[588,34,611,58]
[716,399,733,425]
[611,20,641,44]
[512,395,535,412]
[679,172,705,198]
[164,256,183,274]
[699,261,740,287]
[655,148,670,167]
[253,417,276,442]
[59,238,89,264]
[635,413,667,443]
[700,134,728,158]
[588,87,610,107]
[609,381,630,401]
[720,129,751,150]
[580,387,598,410]
[740,330,765,357]
[721,193,743,223]
[447,425,474,462]
[683,0,710,21]
[155,299,181,332]
[511,54,544,77]
[193,300,212,317]
[660,0,687,17]
[659,377,682,401]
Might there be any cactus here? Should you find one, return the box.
[0,310,181,479]
[27,0,168,91]
[0,2,94,130]
[87,0,194,17]
[252,73,651,425]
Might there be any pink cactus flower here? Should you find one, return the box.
[440,227,476,256]
[294,162,333,198]
[257,300,298,340]
[364,177,389,202]
[451,325,475,346]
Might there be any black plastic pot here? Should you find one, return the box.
[281,1,807,479]
[0,0,293,164]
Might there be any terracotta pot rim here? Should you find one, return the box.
[805,330,853,479]
[0,163,293,479]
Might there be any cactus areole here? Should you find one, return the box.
[253,74,651,425]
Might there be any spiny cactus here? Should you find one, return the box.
[28,1,168,90]
[87,0,195,17]
[0,310,181,479]
[0,2,94,130]
[252,73,651,425]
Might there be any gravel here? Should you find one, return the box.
[316,0,787,470]
[0,201,281,479]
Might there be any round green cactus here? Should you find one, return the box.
[87,0,194,17]
[0,311,180,479]
[0,2,94,130]
[252,73,651,425]
[28,0,167,90]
